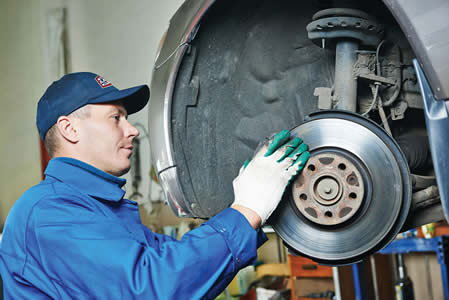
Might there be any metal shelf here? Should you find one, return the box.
[352,236,449,300]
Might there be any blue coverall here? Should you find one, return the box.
[0,157,267,299]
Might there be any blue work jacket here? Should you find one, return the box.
[0,157,267,299]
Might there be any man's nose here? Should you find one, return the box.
[126,120,139,138]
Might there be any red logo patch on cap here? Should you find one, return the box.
[95,75,112,88]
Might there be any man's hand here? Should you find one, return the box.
[232,130,310,227]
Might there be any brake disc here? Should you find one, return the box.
[270,111,412,265]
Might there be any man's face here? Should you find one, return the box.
[75,101,139,176]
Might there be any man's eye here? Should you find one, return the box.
[113,115,120,121]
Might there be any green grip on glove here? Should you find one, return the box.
[288,142,308,159]
[242,130,310,172]
[242,159,250,169]
[291,151,310,169]
[276,137,303,162]
[264,130,291,157]
[288,151,311,184]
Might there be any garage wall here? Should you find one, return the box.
[0,0,184,224]
[0,0,44,224]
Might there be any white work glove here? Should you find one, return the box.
[232,130,310,225]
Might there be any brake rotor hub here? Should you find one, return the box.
[270,111,412,265]
[294,152,364,225]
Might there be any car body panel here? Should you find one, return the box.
[414,59,449,221]
[384,0,449,100]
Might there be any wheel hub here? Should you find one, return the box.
[294,152,365,225]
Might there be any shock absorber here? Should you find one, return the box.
[307,8,384,112]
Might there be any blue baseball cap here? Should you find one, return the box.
[36,72,150,141]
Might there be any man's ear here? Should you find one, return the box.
[56,116,79,143]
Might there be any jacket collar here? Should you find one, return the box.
[44,157,126,202]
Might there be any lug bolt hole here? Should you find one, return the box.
[349,192,357,199]
[325,211,333,218]
[347,176,357,185]
[308,164,316,171]
[300,194,308,201]
[338,163,346,170]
